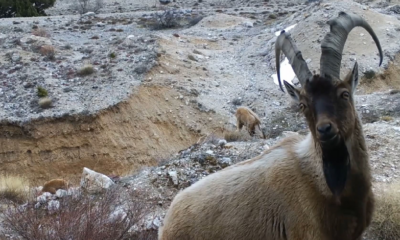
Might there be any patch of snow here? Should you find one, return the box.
[272,24,298,88]
[271,57,296,87]
[274,24,297,36]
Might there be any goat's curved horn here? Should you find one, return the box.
[275,30,313,92]
[320,11,383,80]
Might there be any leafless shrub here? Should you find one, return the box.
[75,0,104,14]
[224,129,251,142]
[2,186,153,240]
[152,9,179,30]
[32,28,50,38]
[39,45,55,60]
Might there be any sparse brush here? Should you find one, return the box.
[364,70,376,79]
[3,186,154,240]
[381,115,393,122]
[78,64,95,76]
[32,28,50,38]
[224,130,250,142]
[367,182,400,240]
[0,175,29,204]
[39,45,55,60]
[37,86,48,98]
[38,97,52,109]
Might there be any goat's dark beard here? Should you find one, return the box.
[321,138,350,201]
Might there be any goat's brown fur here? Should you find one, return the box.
[235,106,265,139]
[159,70,373,240]
[41,179,70,194]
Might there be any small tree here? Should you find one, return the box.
[0,0,56,18]
[30,0,56,15]
[75,0,103,14]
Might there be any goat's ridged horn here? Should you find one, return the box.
[275,30,313,92]
[320,11,383,80]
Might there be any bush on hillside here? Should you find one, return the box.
[3,186,155,240]
[0,0,56,18]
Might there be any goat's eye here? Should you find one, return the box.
[341,91,350,100]
[299,103,306,111]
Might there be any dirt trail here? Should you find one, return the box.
[0,85,225,184]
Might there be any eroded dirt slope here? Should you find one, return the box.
[0,85,225,184]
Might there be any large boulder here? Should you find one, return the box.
[80,167,115,194]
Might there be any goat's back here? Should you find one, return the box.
[159,135,327,240]
[235,107,261,125]
[42,179,69,194]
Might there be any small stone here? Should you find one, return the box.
[153,218,161,228]
[218,157,232,168]
[188,54,197,61]
[168,171,179,186]
[38,97,52,109]
[48,200,60,211]
[56,189,68,198]
[218,139,227,147]
[37,192,52,203]
[83,12,96,17]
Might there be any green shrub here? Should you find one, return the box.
[109,52,116,59]
[37,86,48,98]
[0,0,56,18]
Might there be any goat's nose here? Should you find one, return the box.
[317,123,332,134]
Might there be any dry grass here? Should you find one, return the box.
[381,115,393,122]
[78,64,95,76]
[39,45,55,60]
[0,175,29,204]
[32,28,50,38]
[224,129,251,142]
[3,186,155,240]
[359,54,400,94]
[367,182,400,240]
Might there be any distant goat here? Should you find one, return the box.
[235,106,265,139]
[41,179,70,194]
[158,11,382,240]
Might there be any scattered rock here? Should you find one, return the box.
[48,200,60,211]
[168,171,179,186]
[218,157,232,168]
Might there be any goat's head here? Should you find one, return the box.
[275,11,383,197]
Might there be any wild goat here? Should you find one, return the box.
[158,11,382,240]
[235,106,266,139]
[41,179,70,194]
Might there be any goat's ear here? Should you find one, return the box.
[345,61,359,94]
[283,80,301,103]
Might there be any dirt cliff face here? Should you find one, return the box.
[0,85,225,184]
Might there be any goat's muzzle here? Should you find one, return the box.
[316,121,340,148]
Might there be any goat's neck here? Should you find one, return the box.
[345,118,370,175]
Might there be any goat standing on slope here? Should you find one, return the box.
[158,11,383,240]
[235,106,266,139]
